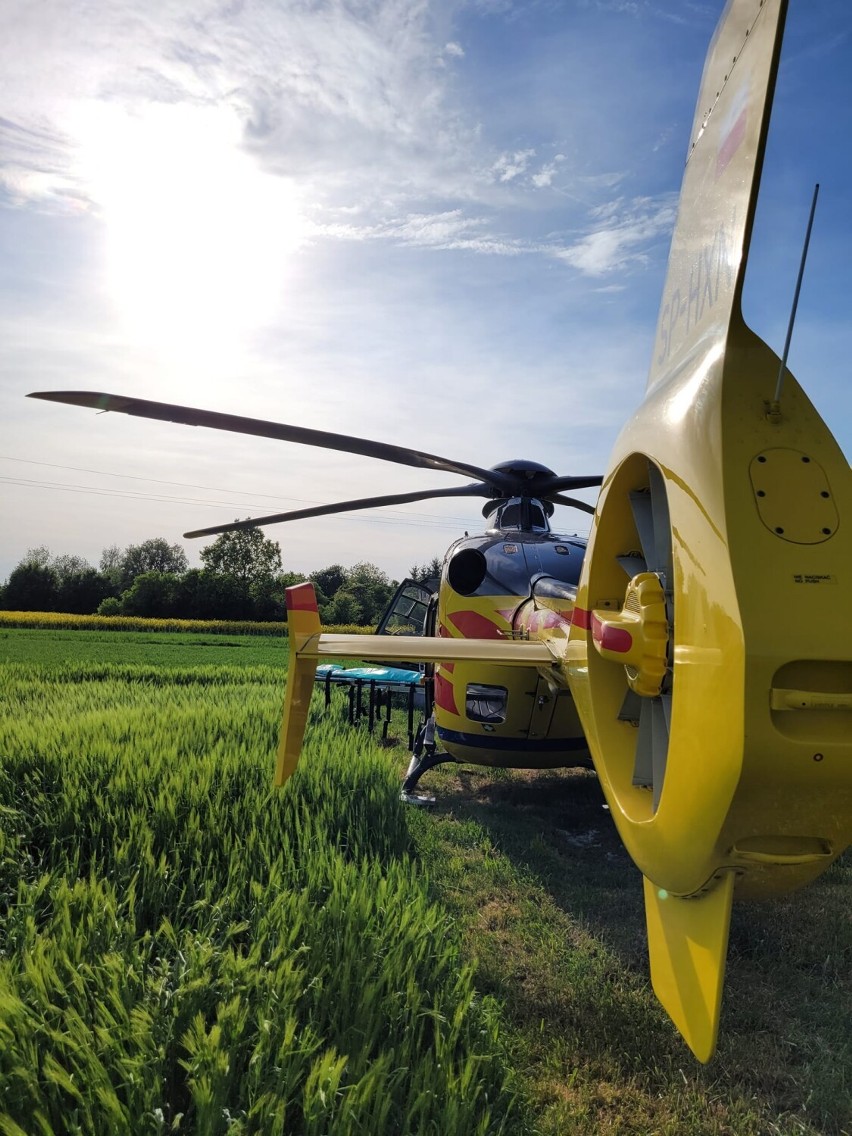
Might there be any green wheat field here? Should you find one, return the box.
[1,626,850,1135]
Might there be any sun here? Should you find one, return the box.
[74,101,308,369]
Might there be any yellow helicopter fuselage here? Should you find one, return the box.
[429,531,589,769]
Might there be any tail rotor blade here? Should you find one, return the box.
[616,553,647,577]
[630,489,656,570]
[651,697,669,812]
[633,700,654,789]
[649,464,674,589]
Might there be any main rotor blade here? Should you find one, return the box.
[27,391,505,486]
[548,493,596,515]
[183,483,491,539]
[540,474,604,492]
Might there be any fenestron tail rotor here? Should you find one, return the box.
[593,461,673,812]
[622,467,673,810]
[27,390,602,535]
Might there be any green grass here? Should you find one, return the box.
[1,627,850,1135]
[0,627,287,669]
[405,765,852,1135]
[0,633,526,1135]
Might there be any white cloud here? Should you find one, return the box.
[0,0,483,212]
[0,0,679,281]
[315,208,526,256]
[555,194,677,276]
[531,163,557,188]
[491,149,535,183]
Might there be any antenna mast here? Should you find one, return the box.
[771,182,820,411]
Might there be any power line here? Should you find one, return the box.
[1,457,592,535]
[0,476,470,531]
[1,454,331,500]
[0,455,478,528]
[0,475,273,510]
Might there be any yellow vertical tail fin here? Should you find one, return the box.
[643,874,735,1064]
[275,583,321,787]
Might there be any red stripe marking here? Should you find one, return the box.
[448,610,503,639]
[286,583,319,612]
[521,609,566,634]
[434,672,458,716]
[573,606,592,630]
[717,105,747,177]
[591,612,632,654]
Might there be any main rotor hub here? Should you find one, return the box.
[489,459,558,485]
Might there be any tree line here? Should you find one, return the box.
[1,525,443,625]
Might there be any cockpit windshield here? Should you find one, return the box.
[493,498,549,532]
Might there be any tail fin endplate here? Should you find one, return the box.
[275,583,321,786]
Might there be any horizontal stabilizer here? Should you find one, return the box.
[296,632,555,667]
[643,873,735,1063]
[277,583,558,789]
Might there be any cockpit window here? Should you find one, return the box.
[493,499,549,532]
[499,502,522,528]
[528,503,548,530]
[375,579,433,636]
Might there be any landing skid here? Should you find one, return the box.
[400,717,457,803]
[399,790,437,807]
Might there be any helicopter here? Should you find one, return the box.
[23,405,606,795]
[311,485,601,800]
[29,0,852,1066]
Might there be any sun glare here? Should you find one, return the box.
[74,102,308,368]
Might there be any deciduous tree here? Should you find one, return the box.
[199,526,281,584]
[119,538,188,590]
[323,589,362,626]
[3,563,59,612]
[117,571,180,618]
[337,562,396,626]
[309,564,347,607]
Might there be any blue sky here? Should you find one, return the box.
[1,0,849,585]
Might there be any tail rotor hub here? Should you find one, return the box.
[591,572,669,698]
